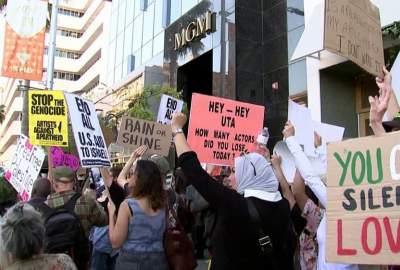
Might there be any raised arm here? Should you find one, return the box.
[100,168,112,188]
[116,146,147,189]
[171,113,242,210]
[270,154,295,209]
[283,121,327,208]
[291,170,309,211]
[369,66,392,136]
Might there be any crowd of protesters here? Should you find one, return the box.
[0,66,399,270]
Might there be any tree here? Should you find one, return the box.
[383,21,400,68]
[0,105,5,124]
[126,84,186,121]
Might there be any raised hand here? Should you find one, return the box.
[282,121,295,139]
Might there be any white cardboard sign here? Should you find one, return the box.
[157,94,184,125]
[65,93,111,167]
[4,135,45,201]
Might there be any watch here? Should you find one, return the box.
[172,128,184,137]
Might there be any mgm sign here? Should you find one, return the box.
[174,11,216,51]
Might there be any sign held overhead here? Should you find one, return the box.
[65,93,111,167]
[187,93,265,166]
[29,90,69,147]
[157,94,184,125]
[324,0,384,76]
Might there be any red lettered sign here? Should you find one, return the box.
[187,93,265,166]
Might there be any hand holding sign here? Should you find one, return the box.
[171,112,187,130]
[282,121,295,139]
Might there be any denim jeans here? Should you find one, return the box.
[91,249,117,270]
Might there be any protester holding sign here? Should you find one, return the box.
[283,121,359,270]
[172,112,294,270]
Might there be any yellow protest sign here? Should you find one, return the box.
[29,90,68,146]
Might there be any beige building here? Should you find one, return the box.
[0,0,111,166]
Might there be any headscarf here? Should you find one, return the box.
[234,152,279,194]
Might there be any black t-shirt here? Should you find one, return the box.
[178,151,294,270]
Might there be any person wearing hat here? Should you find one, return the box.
[46,166,107,238]
[254,127,271,159]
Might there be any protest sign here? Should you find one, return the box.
[50,146,80,171]
[313,121,344,143]
[29,90,68,146]
[157,94,184,125]
[326,131,400,265]
[273,141,296,183]
[4,135,45,201]
[324,0,384,76]
[65,93,111,167]
[187,93,265,166]
[117,116,172,156]
[288,99,315,155]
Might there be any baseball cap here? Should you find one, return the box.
[148,155,170,176]
[52,166,75,182]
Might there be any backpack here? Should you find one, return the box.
[39,193,89,270]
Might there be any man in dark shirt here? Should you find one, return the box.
[28,177,51,210]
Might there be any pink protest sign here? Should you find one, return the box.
[187,93,265,166]
[50,147,80,171]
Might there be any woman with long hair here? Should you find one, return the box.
[107,147,168,270]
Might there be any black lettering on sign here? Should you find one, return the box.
[213,130,229,140]
[165,109,174,120]
[121,132,160,150]
[221,116,235,128]
[212,151,230,160]
[125,118,155,135]
[166,98,177,110]
[75,97,91,115]
[195,128,209,137]
[31,94,53,106]
[235,106,250,118]
[209,101,224,113]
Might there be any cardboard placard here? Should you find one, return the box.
[4,135,45,201]
[28,90,69,146]
[157,94,184,125]
[50,146,80,171]
[117,116,172,156]
[326,131,400,265]
[187,93,265,166]
[324,0,384,76]
[65,93,111,167]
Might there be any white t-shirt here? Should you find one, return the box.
[317,216,359,270]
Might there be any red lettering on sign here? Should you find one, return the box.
[361,217,382,255]
[337,219,357,255]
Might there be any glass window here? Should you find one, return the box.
[289,60,307,95]
[116,33,124,66]
[115,64,123,82]
[182,0,197,14]
[110,12,118,40]
[153,31,164,55]
[122,58,128,78]
[142,3,155,44]
[288,26,304,61]
[124,23,133,61]
[134,0,141,17]
[126,0,135,25]
[142,40,153,64]
[117,0,127,34]
[153,0,163,35]
[170,0,181,23]
[108,40,116,71]
[112,0,118,12]
[132,14,143,52]
[287,0,305,32]
[133,49,142,67]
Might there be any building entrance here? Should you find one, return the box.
[177,50,213,111]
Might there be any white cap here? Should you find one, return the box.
[256,127,269,145]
